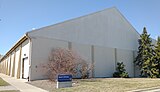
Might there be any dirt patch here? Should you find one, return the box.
[27,80,56,91]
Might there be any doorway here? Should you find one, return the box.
[22,57,29,79]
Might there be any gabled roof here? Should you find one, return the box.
[28,7,140,51]
[28,7,139,35]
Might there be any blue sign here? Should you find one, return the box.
[58,74,72,82]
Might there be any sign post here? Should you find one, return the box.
[57,74,72,88]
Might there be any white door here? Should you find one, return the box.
[23,58,29,78]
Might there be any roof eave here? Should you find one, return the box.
[0,34,28,61]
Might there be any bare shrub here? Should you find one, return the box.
[44,48,93,81]
[78,60,93,79]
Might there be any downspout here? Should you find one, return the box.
[26,32,32,81]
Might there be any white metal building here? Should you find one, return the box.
[0,7,140,81]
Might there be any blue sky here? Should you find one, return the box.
[0,0,160,55]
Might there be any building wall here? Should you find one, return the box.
[0,37,140,80]
[7,55,11,75]
[30,37,68,80]
[72,43,92,64]
[14,47,20,78]
[10,52,15,77]
[20,39,30,79]
[94,46,115,77]
[4,58,6,74]
[6,58,8,74]
[0,39,30,79]
[2,60,5,73]
[0,60,3,73]
[117,49,134,77]
[29,36,136,80]
[71,43,92,77]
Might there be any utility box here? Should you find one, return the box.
[57,74,72,88]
